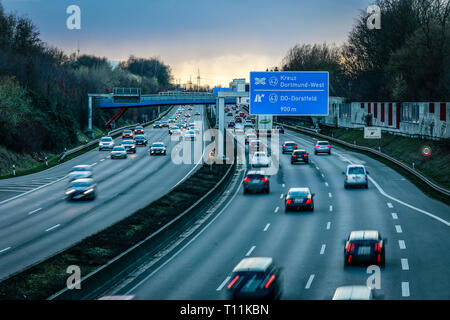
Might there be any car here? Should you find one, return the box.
[190,126,200,134]
[249,139,264,153]
[343,164,369,189]
[134,126,144,135]
[184,130,196,141]
[161,121,169,127]
[244,123,254,130]
[68,165,93,181]
[122,129,133,139]
[314,140,331,155]
[65,178,97,201]
[235,117,242,123]
[226,257,282,300]
[239,112,245,117]
[224,107,230,113]
[177,123,186,129]
[344,230,386,267]
[122,139,137,153]
[171,128,182,136]
[185,114,191,118]
[149,142,167,155]
[245,133,257,145]
[284,187,314,212]
[275,126,285,134]
[110,146,127,159]
[282,141,298,154]
[153,121,162,128]
[98,136,114,151]
[243,170,269,194]
[227,112,233,116]
[195,111,200,116]
[250,151,270,168]
[134,135,148,146]
[228,121,235,128]
[291,149,309,164]
[169,126,179,135]
[187,107,193,111]
[332,286,375,300]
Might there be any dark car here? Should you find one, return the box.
[227,112,233,116]
[134,126,144,135]
[150,142,167,155]
[122,129,133,139]
[344,230,386,267]
[285,187,314,212]
[282,141,298,154]
[235,117,242,123]
[228,121,235,128]
[65,178,97,201]
[291,149,309,164]
[275,126,285,134]
[122,139,136,153]
[134,135,148,146]
[243,170,269,194]
[161,121,169,127]
[226,257,282,300]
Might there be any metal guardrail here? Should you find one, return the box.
[58,106,174,162]
[277,122,450,197]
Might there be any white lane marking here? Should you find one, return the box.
[401,258,409,270]
[321,173,325,178]
[325,182,329,187]
[329,205,333,212]
[100,159,105,162]
[45,224,60,232]
[392,213,398,220]
[326,221,331,230]
[395,225,403,233]
[216,276,231,291]
[91,162,98,166]
[320,244,326,255]
[274,206,279,213]
[28,207,42,215]
[263,224,270,232]
[280,193,284,199]
[369,176,450,227]
[315,166,320,170]
[328,193,332,198]
[387,202,393,208]
[0,247,11,253]
[282,184,285,188]
[305,274,315,289]
[399,240,406,249]
[245,246,256,256]
[402,282,410,297]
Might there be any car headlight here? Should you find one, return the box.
[83,188,94,194]
[66,189,75,195]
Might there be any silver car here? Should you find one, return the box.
[110,146,127,159]
[343,164,369,189]
[68,165,93,181]
[98,136,114,151]
[150,142,167,155]
[314,141,331,155]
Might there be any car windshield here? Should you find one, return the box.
[293,151,305,155]
[123,141,134,145]
[247,174,264,179]
[123,130,132,133]
[285,142,296,146]
[318,142,329,145]
[289,190,309,197]
[101,138,112,142]
[72,167,89,171]
[70,181,92,188]
[348,167,365,174]
[152,143,164,147]
[113,147,125,151]
[135,136,144,140]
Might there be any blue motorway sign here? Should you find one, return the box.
[249,71,329,115]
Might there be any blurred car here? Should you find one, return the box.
[343,164,369,189]
[250,151,270,168]
[185,114,191,118]
[171,128,182,136]
[122,129,133,139]
[184,130,196,141]
[235,117,242,123]
[245,133,257,145]
[110,146,127,159]
[161,121,169,127]
[239,112,245,118]
[134,126,144,135]
[275,126,285,134]
[65,178,97,201]
[291,149,309,164]
[244,122,254,130]
[344,230,386,267]
[122,139,137,153]
[169,126,179,135]
[149,142,167,155]
[226,257,282,300]
[285,187,314,212]
[153,121,162,128]
[243,170,269,194]
[227,112,233,116]
[249,140,264,153]
[195,111,200,116]
[234,124,245,135]
[332,286,374,300]
[190,126,200,134]
[98,136,114,151]
[282,141,298,154]
[68,165,93,181]
[225,107,230,113]
[134,135,148,146]
[314,140,331,155]
[177,123,186,129]
[187,107,193,111]
[228,121,235,128]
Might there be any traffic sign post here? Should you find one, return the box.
[249,71,329,116]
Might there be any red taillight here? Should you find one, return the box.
[292,155,297,158]
[327,145,331,148]
[264,275,276,289]
[315,145,319,148]
[244,178,251,183]
[374,242,382,252]
[261,177,268,183]
[348,255,352,263]
[346,243,355,253]
[365,175,368,180]
[227,275,240,289]
[304,154,308,157]
[286,199,292,205]
[377,254,381,262]
[306,198,311,204]
[294,145,298,148]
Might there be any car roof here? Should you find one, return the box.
[152,141,164,145]
[101,136,113,139]
[349,230,379,240]
[283,141,296,144]
[247,170,266,175]
[288,187,310,193]
[71,178,94,184]
[347,164,365,168]
[233,257,273,272]
[332,286,373,300]
[123,129,132,132]
[293,149,307,153]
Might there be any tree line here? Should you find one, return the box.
[280,0,450,102]
[0,2,173,154]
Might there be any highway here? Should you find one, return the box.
[107,111,450,300]
[0,105,208,280]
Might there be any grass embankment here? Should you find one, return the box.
[0,162,230,300]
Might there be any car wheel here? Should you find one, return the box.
[285,207,289,213]
[243,189,248,194]
[314,151,317,155]
[344,184,348,189]
[291,161,294,164]
[365,183,368,189]
[329,151,331,155]
[265,188,270,194]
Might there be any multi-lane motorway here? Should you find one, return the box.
[106,111,449,300]
[0,105,207,280]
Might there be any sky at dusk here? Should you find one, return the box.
[2,0,371,87]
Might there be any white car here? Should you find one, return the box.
[250,151,270,168]
[150,142,167,155]
[98,136,114,151]
[343,164,369,189]
[110,146,127,159]
[314,140,331,155]
[234,124,245,135]
[184,130,196,141]
[68,165,93,181]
